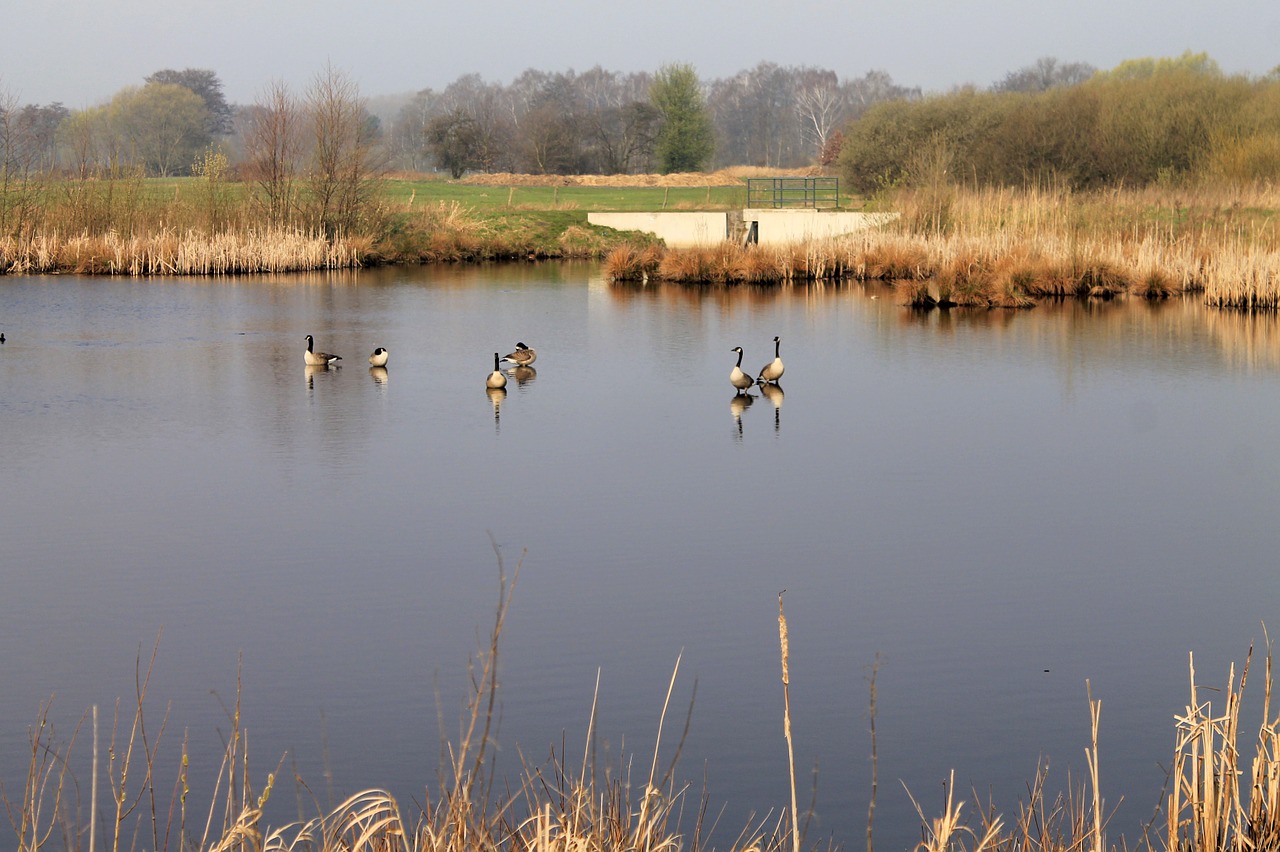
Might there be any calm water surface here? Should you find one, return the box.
[2,263,1279,850]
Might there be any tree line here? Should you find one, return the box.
[837,52,1280,192]
[5,51,1280,232]
[1,61,922,184]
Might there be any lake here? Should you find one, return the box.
[1,262,1278,851]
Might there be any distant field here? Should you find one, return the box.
[381,170,861,212]
[140,170,860,213]
[384,177,757,212]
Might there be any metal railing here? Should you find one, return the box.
[746,177,840,209]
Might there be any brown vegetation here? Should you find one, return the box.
[619,182,1280,311]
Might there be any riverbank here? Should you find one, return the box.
[4,175,1280,312]
[608,183,1280,311]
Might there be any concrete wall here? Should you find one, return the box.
[746,210,899,245]
[588,210,897,248]
[588,212,726,247]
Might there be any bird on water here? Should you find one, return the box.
[757,335,784,385]
[304,335,342,367]
[486,352,507,389]
[368,347,389,368]
[501,342,536,367]
[729,346,754,394]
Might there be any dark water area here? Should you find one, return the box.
[2,263,1278,851]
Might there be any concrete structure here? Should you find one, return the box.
[588,210,898,248]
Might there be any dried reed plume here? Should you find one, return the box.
[0,229,363,276]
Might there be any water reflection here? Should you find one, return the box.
[369,366,388,385]
[729,391,754,441]
[486,386,506,432]
[304,363,339,389]
[508,365,537,386]
[759,382,783,433]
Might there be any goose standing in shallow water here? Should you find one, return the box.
[729,346,754,394]
[304,335,342,367]
[368,347,389,368]
[486,353,507,389]
[502,342,537,367]
[757,335,784,385]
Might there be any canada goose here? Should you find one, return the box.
[757,335,784,385]
[0,332,5,343]
[368,347,389,368]
[501,342,537,367]
[304,335,342,367]
[727,345,752,391]
[486,352,507,389]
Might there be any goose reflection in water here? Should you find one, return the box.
[369,366,388,385]
[760,382,783,433]
[729,391,754,441]
[304,363,335,390]
[486,386,506,432]
[508,365,537,386]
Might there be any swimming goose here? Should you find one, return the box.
[304,335,342,367]
[757,336,784,385]
[486,352,507,389]
[501,342,537,367]
[729,346,755,394]
[368,347,389,367]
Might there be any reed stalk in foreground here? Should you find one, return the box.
[778,591,801,852]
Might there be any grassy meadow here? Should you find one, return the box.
[10,566,1279,852]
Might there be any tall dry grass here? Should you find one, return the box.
[627,183,1280,311]
[0,229,364,275]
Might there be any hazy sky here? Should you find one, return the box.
[5,0,1279,108]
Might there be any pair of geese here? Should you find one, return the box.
[487,342,536,389]
[304,335,388,368]
[730,335,785,394]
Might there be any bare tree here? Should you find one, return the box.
[844,70,921,118]
[240,80,303,225]
[795,69,846,162]
[304,64,385,237]
[992,57,1097,93]
[388,88,444,170]
[438,74,517,173]
[0,91,49,237]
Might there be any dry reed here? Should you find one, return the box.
[628,183,1280,312]
[0,228,363,276]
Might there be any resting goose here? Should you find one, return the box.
[304,335,342,367]
[368,347,389,368]
[486,352,507,389]
[729,346,754,394]
[757,335,784,385]
[502,342,537,367]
